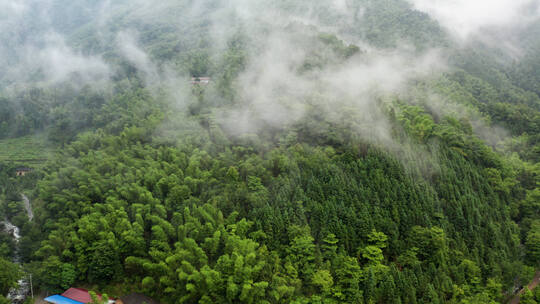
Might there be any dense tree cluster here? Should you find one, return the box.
[6,86,533,303]
[1,0,539,303]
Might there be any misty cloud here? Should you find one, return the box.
[0,33,110,89]
[0,0,112,89]
[215,8,445,143]
[117,31,159,82]
[418,93,510,147]
[0,0,525,153]
[116,30,193,110]
[407,0,540,39]
[0,0,28,16]
[31,33,110,85]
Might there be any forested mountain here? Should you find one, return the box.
[0,1,539,303]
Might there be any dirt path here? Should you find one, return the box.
[509,271,540,304]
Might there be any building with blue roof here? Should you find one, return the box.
[44,295,84,304]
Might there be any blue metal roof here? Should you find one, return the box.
[44,295,85,304]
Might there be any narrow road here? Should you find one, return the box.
[21,194,33,221]
[509,271,540,304]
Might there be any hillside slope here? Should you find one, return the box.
[0,1,539,303]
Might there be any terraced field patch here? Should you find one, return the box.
[0,135,55,167]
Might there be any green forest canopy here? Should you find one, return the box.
[0,1,539,304]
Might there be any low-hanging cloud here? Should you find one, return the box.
[0,0,521,154]
[0,0,112,89]
[117,31,159,82]
[31,33,110,85]
[212,1,446,144]
[116,30,192,109]
[0,33,111,89]
[0,0,28,16]
[407,0,540,39]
